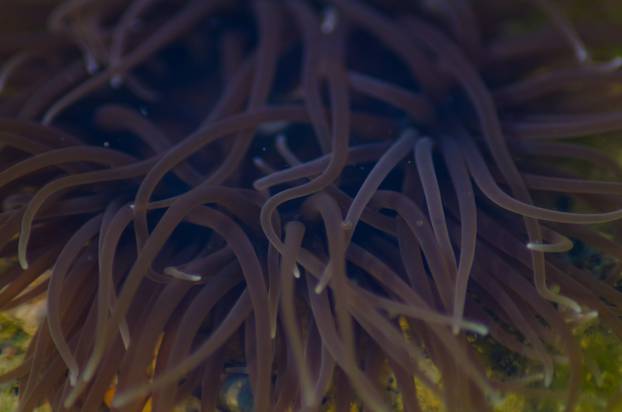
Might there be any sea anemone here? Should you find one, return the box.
[2,0,622,411]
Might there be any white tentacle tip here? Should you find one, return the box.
[68,371,78,387]
[566,300,583,315]
[469,323,489,336]
[576,48,589,64]
[111,389,142,408]
[164,267,202,282]
[18,254,29,270]
[314,284,326,294]
[111,397,125,408]
[572,309,598,323]
[605,56,622,70]
[82,361,97,383]
[120,323,131,350]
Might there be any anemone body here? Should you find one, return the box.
[2,1,622,411]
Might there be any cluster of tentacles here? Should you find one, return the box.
[3,0,622,411]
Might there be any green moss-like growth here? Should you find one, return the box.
[0,312,50,411]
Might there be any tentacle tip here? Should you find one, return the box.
[69,372,78,387]
[257,120,289,135]
[321,6,339,34]
[314,284,325,294]
[120,330,131,350]
[580,309,599,322]
[63,392,79,409]
[18,245,29,270]
[164,267,202,282]
[606,56,622,70]
[110,397,125,408]
[417,136,434,146]
[567,301,583,314]
[474,324,489,336]
[111,390,140,408]
[82,361,97,383]
[269,318,278,339]
[576,48,590,63]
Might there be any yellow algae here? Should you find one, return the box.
[494,394,526,412]
[2,289,622,411]
[416,377,445,412]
